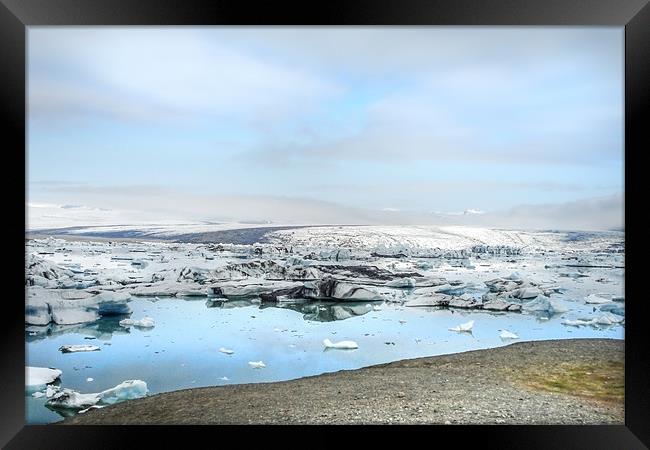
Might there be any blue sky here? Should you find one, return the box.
[27,27,624,229]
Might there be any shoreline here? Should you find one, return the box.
[60,338,624,425]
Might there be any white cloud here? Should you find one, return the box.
[29,28,342,125]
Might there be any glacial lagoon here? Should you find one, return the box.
[25,227,624,424]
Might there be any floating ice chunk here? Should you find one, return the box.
[323,338,358,349]
[86,378,94,382]
[220,376,230,381]
[26,287,132,325]
[59,345,100,353]
[593,313,624,326]
[46,380,148,411]
[515,287,542,299]
[522,295,567,314]
[25,292,52,325]
[500,330,519,339]
[100,380,148,405]
[585,294,610,304]
[119,317,155,328]
[219,347,234,355]
[26,366,62,389]
[562,313,624,327]
[46,385,60,398]
[599,303,625,316]
[436,284,467,295]
[505,272,523,281]
[386,278,416,288]
[94,291,132,315]
[32,391,45,398]
[248,361,266,369]
[449,320,474,332]
[51,308,100,326]
[562,318,592,327]
[373,305,383,311]
[549,298,569,314]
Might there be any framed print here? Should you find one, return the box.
[1,0,648,448]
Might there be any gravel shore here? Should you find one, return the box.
[61,338,623,425]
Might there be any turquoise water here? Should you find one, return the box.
[26,294,623,424]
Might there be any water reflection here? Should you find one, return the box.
[26,316,131,343]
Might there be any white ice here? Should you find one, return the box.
[323,338,359,349]
[26,366,62,388]
[449,320,474,332]
[46,379,148,410]
[119,316,155,328]
[248,361,266,369]
[585,294,611,304]
[500,330,519,339]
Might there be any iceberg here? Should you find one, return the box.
[500,330,519,339]
[599,303,625,316]
[219,347,234,355]
[248,361,266,369]
[562,318,593,327]
[46,380,148,411]
[522,295,567,315]
[26,366,62,389]
[385,277,416,288]
[449,320,474,332]
[323,338,359,349]
[119,316,155,328]
[562,313,624,327]
[25,287,132,326]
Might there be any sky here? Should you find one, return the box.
[27,27,624,231]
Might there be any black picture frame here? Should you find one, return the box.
[2,0,647,448]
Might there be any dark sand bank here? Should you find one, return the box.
[61,338,623,425]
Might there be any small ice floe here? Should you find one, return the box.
[26,366,62,390]
[372,305,382,311]
[219,347,234,355]
[449,320,474,332]
[59,345,100,354]
[220,376,230,381]
[562,318,594,327]
[585,294,610,304]
[248,361,266,369]
[32,391,45,398]
[323,338,358,349]
[86,378,94,382]
[562,313,624,327]
[593,313,625,326]
[119,317,155,328]
[46,380,148,411]
[500,330,519,339]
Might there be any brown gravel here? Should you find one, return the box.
[60,338,624,425]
